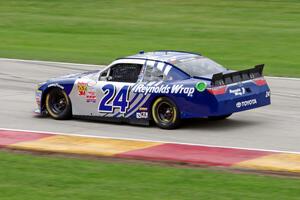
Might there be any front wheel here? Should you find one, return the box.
[151,97,180,129]
[45,88,72,120]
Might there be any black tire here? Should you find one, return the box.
[152,97,181,129]
[208,114,232,120]
[45,88,72,120]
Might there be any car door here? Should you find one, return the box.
[95,62,144,118]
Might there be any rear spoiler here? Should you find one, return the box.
[211,64,264,87]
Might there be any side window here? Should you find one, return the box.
[108,63,142,83]
[143,61,173,82]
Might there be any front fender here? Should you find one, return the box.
[38,79,76,113]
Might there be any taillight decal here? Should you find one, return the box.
[253,78,267,86]
[207,86,227,95]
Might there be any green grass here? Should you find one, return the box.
[0,151,300,200]
[0,0,300,77]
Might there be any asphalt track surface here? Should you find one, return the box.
[0,58,299,152]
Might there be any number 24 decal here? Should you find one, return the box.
[99,84,130,113]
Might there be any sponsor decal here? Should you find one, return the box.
[133,84,195,97]
[229,88,245,96]
[195,81,207,92]
[136,111,148,119]
[139,107,148,111]
[48,83,64,90]
[236,99,257,108]
[87,81,97,87]
[265,91,270,98]
[78,82,87,96]
[86,90,96,103]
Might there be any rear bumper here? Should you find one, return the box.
[180,86,271,118]
[210,89,271,116]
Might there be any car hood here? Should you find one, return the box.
[37,70,100,94]
[47,70,100,82]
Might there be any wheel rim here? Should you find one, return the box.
[49,91,67,114]
[156,102,174,123]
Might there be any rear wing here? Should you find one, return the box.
[211,64,264,87]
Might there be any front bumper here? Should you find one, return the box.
[34,89,48,116]
[34,108,41,114]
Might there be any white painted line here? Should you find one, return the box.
[265,76,300,81]
[0,57,299,81]
[1,127,300,155]
[272,92,300,98]
[0,58,105,68]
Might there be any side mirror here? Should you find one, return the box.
[107,76,113,81]
[98,70,108,81]
[99,76,107,81]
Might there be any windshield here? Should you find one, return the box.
[173,56,226,77]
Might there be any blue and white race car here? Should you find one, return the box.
[35,50,271,129]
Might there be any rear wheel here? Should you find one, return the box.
[45,88,72,120]
[152,97,180,129]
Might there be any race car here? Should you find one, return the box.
[35,50,271,129]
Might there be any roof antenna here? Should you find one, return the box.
[139,50,144,54]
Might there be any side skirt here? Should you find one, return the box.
[73,115,150,126]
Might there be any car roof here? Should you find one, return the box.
[122,50,202,63]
